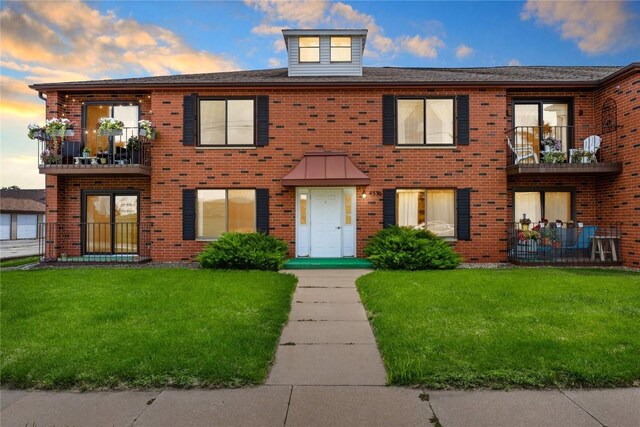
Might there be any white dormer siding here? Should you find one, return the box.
[283,29,368,77]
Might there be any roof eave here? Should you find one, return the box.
[29,80,611,92]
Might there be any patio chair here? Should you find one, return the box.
[583,135,601,162]
[562,226,597,255]
[61,141,82,164]
[507,137,538,165]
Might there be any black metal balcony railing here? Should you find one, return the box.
[37,127,151,169]
[39,222,152,263]
[507,222,622,265]
[506,126,575,166]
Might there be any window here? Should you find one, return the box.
[397,98,454,145]
[331,37,351,62]
[513,101,571,155]
[299,37,320,62]
[199,99,254,146]
[197,189,256,239]
[85,104,139,156]
[514,191,572,223]
[396,189,455,237]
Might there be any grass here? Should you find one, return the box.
[357,268,640,389]
[0,256,40,268]
[1,268,297,390]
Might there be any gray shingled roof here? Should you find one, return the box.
[29,65,629,90]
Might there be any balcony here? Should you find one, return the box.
[505,126,622,176]
[36,127,151,176]
[507,222,622,266]
[39,222,153,263]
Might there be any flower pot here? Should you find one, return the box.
[98,129,123,136]
[552,241,561,249]
[581,157,591,164]
[83,151,90,158]
[100,158,107,164]
[521,223,529,231]
[541,237,551,246]
[139,128,155,140]
[65,129,75,137]
[544,145,552,153]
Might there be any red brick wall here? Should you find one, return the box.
[593,70,640,268]
[141,87,509,262]
[42,74,638,266]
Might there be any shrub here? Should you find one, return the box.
[364,226,461,270]
[198,232,289,271]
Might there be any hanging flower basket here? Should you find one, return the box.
[97,117,125,136]
[44,118,74,140]
[138,120,156,140]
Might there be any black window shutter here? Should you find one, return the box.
[382,95,396,145]
[256,188,270,234]
[183,94,196,146]
[456,188,471,241]
[256,96,269,146]
[182,189,196,240]
[382,189,397,228]
[456,95,470,146]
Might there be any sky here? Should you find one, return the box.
[1,0,639,189]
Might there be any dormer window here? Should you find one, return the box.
[331,37,352,62]
[299,37,320,63]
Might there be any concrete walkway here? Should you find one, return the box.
[1,269,639,426]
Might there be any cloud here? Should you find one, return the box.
[398,35,444,58]
[0,76,44,117]
[1,1,238,79]
[268,57,282,67]
[245,0,328,26]
[507,59,522,66]
[521,0,636,54]
[455,44,474,59]
[0,156,44,188]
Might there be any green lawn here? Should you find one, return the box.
[1,269,297,389]
[357,268,640,389]
[0,256,40,268]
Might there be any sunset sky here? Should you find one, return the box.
[1,0,639,188]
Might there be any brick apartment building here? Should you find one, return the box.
[29,29,639,268]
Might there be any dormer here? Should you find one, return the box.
[282,29,368,77]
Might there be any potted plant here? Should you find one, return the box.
[45,118,74,139]
[127,136,140,164]
[571,149,596,164]
[97,117,125,136]
[97,141,108,164]
[519,213,531,231]
[541,136,561,153]
[27,123,45,140]
[40,149,59,165]
[543,151,565,164]
[518,230,540,251]
[540,227,551,246]
[138,120,156,140]
[82,146,91,158]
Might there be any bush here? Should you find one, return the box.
[198,232,289,271]
[364,226,461,270]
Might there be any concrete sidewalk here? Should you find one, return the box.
[1,269,639,426]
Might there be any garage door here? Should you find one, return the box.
[17,214,38,239]
[0,214,10,240]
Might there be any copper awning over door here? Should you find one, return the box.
[281,152,370,186]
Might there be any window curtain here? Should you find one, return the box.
[397,191,420,226]
[426,100,453,144]
[544,192,571,223]
[426,190,455,236]
[514,192,542,223]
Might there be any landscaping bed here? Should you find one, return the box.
[1,269,297,389]
[357,268,640,389]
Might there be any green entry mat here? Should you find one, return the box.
[283,258,373,270]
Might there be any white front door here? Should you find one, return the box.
[310,189,342,257]
[297,188,356,258]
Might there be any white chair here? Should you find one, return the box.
[570,135,601,163]
[507,137,538,164]
[583,135,601,162]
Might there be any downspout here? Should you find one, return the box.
[38,91,47,102]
